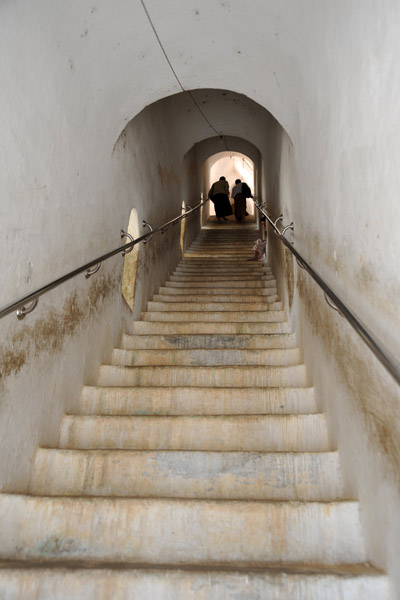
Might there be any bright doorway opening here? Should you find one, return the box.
[205,152,255,220]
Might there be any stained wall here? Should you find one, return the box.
[1,0,400,591]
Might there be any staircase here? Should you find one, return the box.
[0,226,389,598]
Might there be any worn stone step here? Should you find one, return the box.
[59,414,326,451]
[187,241,257,244]
[173,270,271,277]
[190,233,259,236]
[30,449,344,501]
[186,251,258,256]
[0,495,367,565]
[186,245,255,249]
[168,275,275,282]
[153,293,279,303]
[175,265,271,272]
[97,364,308,388]
[184,243,261,248]
[190,239,256,243]
[180,259,264,265]
[132,321,291,334]
[196,234,258,238]
[198,230,257,233]
[142,310,285,322]
[184,255,262,261]
[188,245,257,251]
[146,301,282,312]
[111,347,301,367]
[185,252,256,257]
[171,270,273,277]
[157,286,277,297]
[183,255,263,260]
[0,567,389,600]
[122,333,296,350]
[179,264,269,271]
[79,385,317,415]
[165,280,276,288]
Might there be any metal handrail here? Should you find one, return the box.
[254,198,400,386]
[0,198,208,321]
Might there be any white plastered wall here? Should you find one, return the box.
[1,0,400,592]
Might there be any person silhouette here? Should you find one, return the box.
[231,179,253,223]
[208,176,233,222]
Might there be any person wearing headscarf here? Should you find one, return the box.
[232,179,253,223]
[208,176,233,222]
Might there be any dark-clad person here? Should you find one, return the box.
[208,176,233,222]
[232,178,253,223]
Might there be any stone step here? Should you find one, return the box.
[153,293,279,303]
[188,238,256,241]
[168,275,275,282]
[178,263,268,270]
[174,269,270,275]
[189,242,256,247]
[183,245,261,249]
[59,414,326,451]
[157,286,277,297]
[185,245,256,249]
[178,264,269,271]
[179,254,268,268]
[187,249,257,254]
[146,301,282,312]
[185,252,256,257]
[187,237,261,240]
[122,333,296,350]
[79,385,317,415]
[173,269,271,277]
[132,321,291,334]
[0,495,367,565]
[174,266,270,272]
[111,347,301,367]
[171,269,273,276]
[186,244,255,248]
[30,449,344,501]
[174,264,271,271]
[187,243,255,247]
[165,280,276,288]
[191,234,257,236]
[188,244,256,248]
[190,236,257,239]
[141,311,285,322]
[192,233,257,236]
[0,567,389,600]
[185,251,261,257]
[97,364,308,388]
[198,230,258,234]
[184,255,259,261]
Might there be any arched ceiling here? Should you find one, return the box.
[2,0,309,155]
[125,89,282,163]
[193,137,261,171]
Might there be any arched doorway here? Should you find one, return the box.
[205,151,255,222]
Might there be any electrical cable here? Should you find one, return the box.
[139,0,228,149]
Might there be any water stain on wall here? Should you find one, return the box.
[157,163,181,188]
[297,270,400,486]
[0,274,118,385]
[309,228,400,326]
